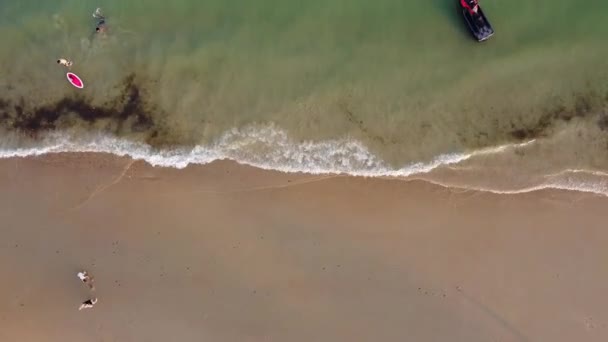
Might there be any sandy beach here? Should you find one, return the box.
[0,153,606,341]
[1,1,607,341]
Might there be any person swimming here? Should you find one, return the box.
[57,58,73,68]
[92,8,107,34]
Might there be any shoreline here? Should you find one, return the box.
[2,2,608,340]
[2,146,607,197]
[1,153,607,341]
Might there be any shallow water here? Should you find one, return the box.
[1,0,607,194]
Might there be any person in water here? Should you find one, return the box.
[92,7,107,34]
[57,58,73,68]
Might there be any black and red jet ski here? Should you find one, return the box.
[460,0,494,42]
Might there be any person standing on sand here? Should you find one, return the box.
[77,270,95,290]
[77,271,97,311]
[79,298,98,311]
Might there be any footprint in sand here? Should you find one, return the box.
[584,317,595,330]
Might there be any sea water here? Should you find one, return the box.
[1,0,607,194]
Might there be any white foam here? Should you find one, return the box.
[0,124,480,176]
[544,169,608,179]
[417,173,608,197]
[8,124,603,196]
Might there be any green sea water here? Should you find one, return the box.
[1,0,608,192]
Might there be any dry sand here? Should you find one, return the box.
[0,154,607,342]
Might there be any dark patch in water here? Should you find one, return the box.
[598,113,608,132]
[337,96,388,145]
[0,74,172,146]
[509,92,605,141]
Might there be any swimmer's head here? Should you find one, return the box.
[95,24,107,34]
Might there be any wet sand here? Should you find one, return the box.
[0,153,607,341]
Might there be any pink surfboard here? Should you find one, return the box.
[66,72,84,89]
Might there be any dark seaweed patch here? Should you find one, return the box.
[337,97,388,145]
[509,92,605,141]
[510,129,532,140]
[598,113,608,132]
[574,94,592,117]
[0,73,170,146]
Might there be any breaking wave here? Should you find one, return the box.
[0,124,517,174]
[0,124,606,196]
